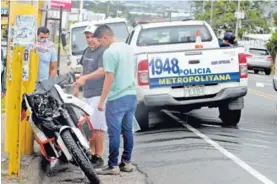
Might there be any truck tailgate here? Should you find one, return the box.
[147,47,244,88]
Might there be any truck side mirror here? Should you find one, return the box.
[61,33,67,47]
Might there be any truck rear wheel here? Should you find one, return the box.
[135,102,149,131]
[219,107,241,127]
[265,69,271,75]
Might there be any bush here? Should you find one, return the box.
[266,30,277,62]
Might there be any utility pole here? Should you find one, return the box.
[106,1,110,18]
[79,0,83,22]
[235,0,241,38]
[210,0,214,26]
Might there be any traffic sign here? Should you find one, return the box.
[235,11,245,19]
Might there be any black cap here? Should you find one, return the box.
[37,27,50,35]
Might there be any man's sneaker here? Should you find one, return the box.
[95,165,120,175]
[119,162,134,172]
[90,155,104,168]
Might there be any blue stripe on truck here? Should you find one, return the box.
[149,72,240,88]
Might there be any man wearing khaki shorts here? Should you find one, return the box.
[73,25,106,168]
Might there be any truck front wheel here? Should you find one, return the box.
[219,106,241,127]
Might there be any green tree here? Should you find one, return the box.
[194,0,271,38]
[266,30,277,62]
[273,12,277,26]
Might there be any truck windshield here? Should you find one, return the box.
[137,25,212,46]
[71,22,129,55]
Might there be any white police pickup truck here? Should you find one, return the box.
[126,20,248,130]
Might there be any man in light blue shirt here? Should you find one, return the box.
[35,27,57,82]
[94,25,137,175]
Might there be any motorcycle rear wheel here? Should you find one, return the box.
[61,130,100,184]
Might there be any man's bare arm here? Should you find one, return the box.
[74,68,105,87]
[100,72,114,103]
[83,67,105,81]
[49,62,57,77]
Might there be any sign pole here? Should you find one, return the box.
[57,6,63,75]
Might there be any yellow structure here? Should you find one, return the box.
[6,46,24,176]
[4,0,43,177]
[20,50,39,155]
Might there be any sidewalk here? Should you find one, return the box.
[1,114,147,184]
[1,58,147,183]
[40,133,147,184]
[1,113,43,184]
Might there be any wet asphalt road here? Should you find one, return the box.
[133,72,277,184]
[45,61,277,184]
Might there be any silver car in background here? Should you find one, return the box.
[246,47,273,75]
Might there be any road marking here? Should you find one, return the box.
[248,88,277,100]
[165,111,275,184]
[255,82,273,87]
[256,82,265,87]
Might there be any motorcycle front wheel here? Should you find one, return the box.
[61,130,100,184]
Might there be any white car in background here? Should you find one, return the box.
[245,47,273,75]
[65,18,129,77]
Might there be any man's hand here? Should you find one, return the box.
[74,75,87,88]
[73,86,80,97]
[98,101,105,111]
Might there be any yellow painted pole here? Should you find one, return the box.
[20,74,28,154]
[7,46,24,176]
[20,50,39,155]
[5,0,43,155]
[4,1,41,152]
[4,0,12,154]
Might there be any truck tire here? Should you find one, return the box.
[265,69,271,75]
[219,107,241,127]
[61,130,100,184]
[135,102,149,131]
[254,69,259,74]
